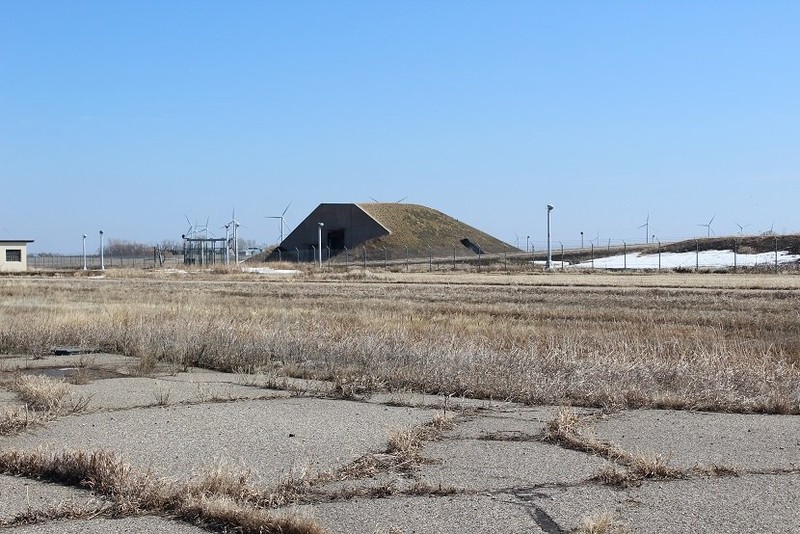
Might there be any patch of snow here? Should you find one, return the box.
[572,250,800,270]
[243,267,301,275]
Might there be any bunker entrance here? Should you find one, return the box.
[328,229,345,250]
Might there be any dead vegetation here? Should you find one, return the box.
[0,274,798,414]
[0,374,91,435]
[578,512,630,534]
[0,448,323,533]
[545,407,745,490]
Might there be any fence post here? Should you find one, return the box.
[622,240,627,270]
[384,247,387,268]
[775,236,779,273]
[344,246,349,269]
[591,243,594,269]
[428,247,432,272]
[657,240,661,271]
[295,247,299,263]
[406,247,409,272]
[453,245,456,270]
[362,246,367,269]
[695,241,699,271]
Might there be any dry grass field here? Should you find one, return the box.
[1,268,799,415]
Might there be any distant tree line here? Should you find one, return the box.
[105,239,182,256]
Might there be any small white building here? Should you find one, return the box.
[0,240,34,272]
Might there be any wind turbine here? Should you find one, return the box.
[266,202,291,244]
[698,215,715,238]
[183,215,195,239]
[638,214,651,244]
[734,221,750,236]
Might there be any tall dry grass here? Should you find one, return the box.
[0,275,798,413]
[0,448,323,533]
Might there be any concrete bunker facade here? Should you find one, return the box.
[270,203,514,262]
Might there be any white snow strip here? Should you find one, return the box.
[243,267,301,275]
[572,250,800,270]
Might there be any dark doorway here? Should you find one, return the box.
[328,229,345,250]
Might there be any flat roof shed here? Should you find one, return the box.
[0,240,34,272]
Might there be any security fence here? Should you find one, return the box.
[27,255,182,270]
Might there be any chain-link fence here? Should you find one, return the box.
[27,255,182,270]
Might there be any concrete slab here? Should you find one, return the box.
[307,494,540,534]
[70,376,286,411]
[1,398,436,483]
[8,517,208,533]
[369,391,503,412]
[593,409,800,470]
[0,475,96,521]
[0,354,140,375]
[418,439,606,491]
[442,406,558,440]
[529,472,800,534]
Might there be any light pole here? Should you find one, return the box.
[233,221,240,264]
[317,222,324,268]
[224,224,230,265]
[526,235,530,253]
[99,230,105,270]
[82,234,87,270]
[546,204,554,269]
[580,231,584,249]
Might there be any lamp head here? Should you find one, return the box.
[547,204,554,211]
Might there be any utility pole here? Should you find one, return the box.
[82,234,87,270]
[99,230,105,270]
[546,204,554,269]
[317,222,324,268]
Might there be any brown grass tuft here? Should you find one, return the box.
[0,405,43,435]
[0,501,110,527]
[545,406,581,440]
[692,463,741,477]
[0,449,324,534]
[12,374,70,411]
[630,452,684,480]
[578,512,629,534]
[591,463,640,488]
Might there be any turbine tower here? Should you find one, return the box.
[266,202,291,244]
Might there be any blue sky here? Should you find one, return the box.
[2,1,798,253]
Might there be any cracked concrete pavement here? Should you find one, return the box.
[1,353,798,533]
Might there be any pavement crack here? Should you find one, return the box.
[528,506,565,534]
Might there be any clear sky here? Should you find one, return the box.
[2,1,798,253]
